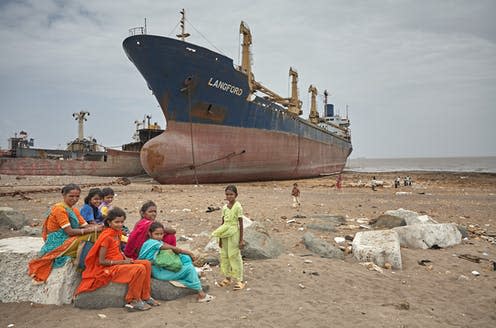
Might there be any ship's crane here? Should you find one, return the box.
[308,84,319,124]
[239,22,302,116]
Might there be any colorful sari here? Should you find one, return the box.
[138,239,202,291]
[75,227,152,303]
[28,203,97,282]
[124,218,177,259]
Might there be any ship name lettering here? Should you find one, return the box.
[207,78,243,96]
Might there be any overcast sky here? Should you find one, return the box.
[0,0,495,159]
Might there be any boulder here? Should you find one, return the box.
[0,237,81,305]
[392,223,462,249]
[309,215,346,225]
[0,207,29,229]
[151,279,208,301]
[384,208,438,225]
[204,238,220,252]
[352,230,402,269]
[242,223,283,259]
[21,225,42,236]
[74,283,128,309]
[74,280,209,309]
[306,223,337,232]
[370,214,406,229]
[302,232,344,259]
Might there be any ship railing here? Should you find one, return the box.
[129,27,146,36]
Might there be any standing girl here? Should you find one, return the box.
[80,188,104,225]
[212,185,245,290]
[138,222,214,302]
[124,201,176,259]
[75,207,159,311]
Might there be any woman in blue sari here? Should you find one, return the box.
[138,222,214,302]
[28,183,103,282]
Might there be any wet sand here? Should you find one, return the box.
[1,172,495,327]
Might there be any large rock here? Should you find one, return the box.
[74,280,208,309]
[352,230,402,269]
[306,223,337,232]
[0,237,81,305]
[151,279,208,301]
[242,223,283,259]
[309,215,346,225]
[302,232,344,259]
[74,283,128,309]
[370,214,406,229]
[384,208,438,225]
[0,207,29,229]
[392,223,462,249]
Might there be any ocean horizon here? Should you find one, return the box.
[345,156,496,173]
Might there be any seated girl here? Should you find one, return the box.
[124,201,176,259]
[80,188,104,225]
[28,183,103,283]
[75,207,160,311]
[138,222,214,303]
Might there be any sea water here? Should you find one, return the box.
[345,157,496,173]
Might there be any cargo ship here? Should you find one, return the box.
[0,112,163,177]
[123,10,352,184]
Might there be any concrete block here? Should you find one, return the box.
[352,230,402,269]
[0,237,81,305]
[392,223,462,249]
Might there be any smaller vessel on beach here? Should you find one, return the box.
[0,111,163,177]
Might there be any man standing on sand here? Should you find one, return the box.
[336,174,343,190]
[371,176,377,191]
[291,183,301,208]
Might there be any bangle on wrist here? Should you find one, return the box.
[80,229,83,235]
[110,260,113,265]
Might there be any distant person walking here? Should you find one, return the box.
[371,176,377,191]
[336,175,343,190]
[291,183,301,208]
[394,176,401,188]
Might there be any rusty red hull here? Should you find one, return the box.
[0,149,145,177]
[141,122,351,184]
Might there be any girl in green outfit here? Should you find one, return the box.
[212,185,245,290]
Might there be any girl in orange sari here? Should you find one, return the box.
[75,207,159,311]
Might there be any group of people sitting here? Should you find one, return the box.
[27,183,245,311]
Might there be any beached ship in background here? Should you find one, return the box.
[0,112,163,177]
[123,10,352,184]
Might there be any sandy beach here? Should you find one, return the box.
[0,171,495,327]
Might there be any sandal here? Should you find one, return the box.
[125,300,151,312]
[144,297,160,307]
[233,281,246,291]
[216,278,232,287]
[197,294,215,303]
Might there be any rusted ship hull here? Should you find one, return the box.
[124,25,352,184]
[0,149,145,177]
[141,122,351,184]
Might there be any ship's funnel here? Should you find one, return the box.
[325,104,334,117]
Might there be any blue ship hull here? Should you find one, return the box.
[123,34,352,184]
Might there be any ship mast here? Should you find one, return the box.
[176,9,190,41]
[308,84,319,124]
